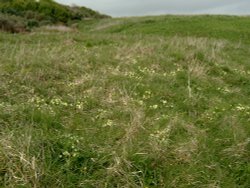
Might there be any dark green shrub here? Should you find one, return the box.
[39,19,52,26]
[0,13,27,33]
[27,18,39,27]
[0,0,110,32]
[24,10,38,19]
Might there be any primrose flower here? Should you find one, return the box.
[76,101,84,109]
[103,119,114,127]
[161,100,167,105]
[138,100,144,105]
[150,104,158,109]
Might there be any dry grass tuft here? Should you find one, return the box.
[93,20,124,31]
[189,60,209,79]
[222,138,250,159]
[42,25,76,32]
[174,139,199,163]
[0,132,42,187]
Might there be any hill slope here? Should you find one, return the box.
[0,15,249,187]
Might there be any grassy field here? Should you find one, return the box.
[0,15,250,187]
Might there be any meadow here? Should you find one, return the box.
[0,15,250,187]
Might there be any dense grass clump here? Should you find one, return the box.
[0,15,250,187]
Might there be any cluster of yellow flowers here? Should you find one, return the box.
[233,68,250,76]
[59,134,83,160]
[138,66,156,75]
[150,125,172,145]
[28,96,55,114]
[125,71,142,80]
[102,119,115,127]
[28,96,88,112]
[50,97,68,106]
[76,101,84,110]
[235,104,250,114]
[149,104,158,109]
[217,87,231,94]
[169,67,183,77]
[142,90,152,100]
[155,114,169,121]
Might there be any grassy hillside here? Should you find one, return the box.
[86,15,250,43]
[0,15,249,187]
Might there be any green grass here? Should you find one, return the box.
[0,15,250,187]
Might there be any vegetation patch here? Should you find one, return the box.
[0,15,249,187]
[0,0,110,33]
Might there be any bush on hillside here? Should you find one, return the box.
[0,0,110,25]
[0,0,110,33]
[27,18,39,27]
[0,13,27,33]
